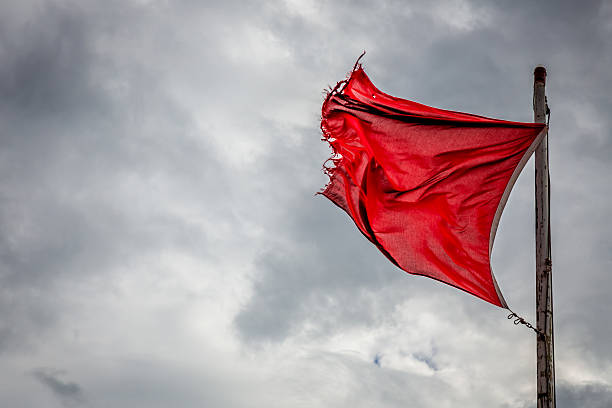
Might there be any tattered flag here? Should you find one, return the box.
[320,64,546,307]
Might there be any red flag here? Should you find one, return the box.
[320,65,546,307]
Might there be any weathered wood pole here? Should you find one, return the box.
[533,66,555,408]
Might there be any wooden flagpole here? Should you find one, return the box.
[533,66,555,408]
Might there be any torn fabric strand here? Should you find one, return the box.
[320,65,546,307]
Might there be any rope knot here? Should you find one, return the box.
[507,311,546,339]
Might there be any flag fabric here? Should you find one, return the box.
[320,65,546,307]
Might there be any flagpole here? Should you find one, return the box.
[533,66,555,408]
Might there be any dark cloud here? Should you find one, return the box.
[412,351,438,372]
[0,0,227,353]
[557,381,612,408]
[0,4,94,115]
[32,368,84,406]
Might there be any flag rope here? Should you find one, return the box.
[507,310,546,339]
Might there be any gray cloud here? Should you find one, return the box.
[557,381,612,408]
[412,349,438,372]
[0,0,610,407]
[32,368,84,406]
[0,0,226,353]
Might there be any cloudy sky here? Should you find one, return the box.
[1,0,611,407]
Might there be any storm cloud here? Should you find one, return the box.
[1,1,611,407]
